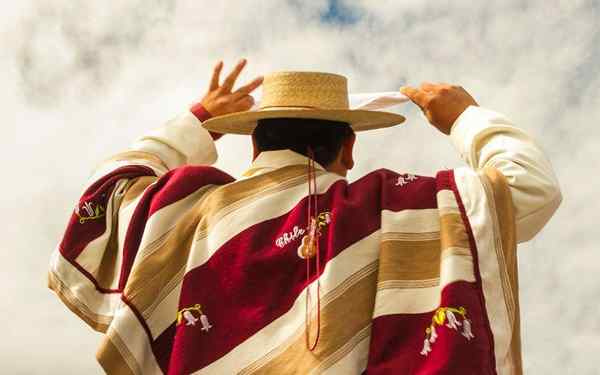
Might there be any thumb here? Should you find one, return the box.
[400,85,419,101]
[400,86,427,109]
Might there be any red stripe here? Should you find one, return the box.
[365,281,495,375]
[163,170,438,373]
[148,166,234,216]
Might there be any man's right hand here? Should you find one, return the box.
[400,83,478,135]
[200,59,263,117]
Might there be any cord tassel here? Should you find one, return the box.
[305,148,321,351]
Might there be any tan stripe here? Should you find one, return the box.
[378,278,439,290]
[379,239,441,282]
[378,243,472,284]
[381,231,440,241]
[246,269,378,374]
[121,176,156,209]
[95,199,120,289]
[96,334,137,375]
[440,213,470,249]
[312,325,371,374]
[480,167,522,374]
[124,165,314,316]
[47,270,111,333]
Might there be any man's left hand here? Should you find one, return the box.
[400,82,478,135]
[201,59,263,117]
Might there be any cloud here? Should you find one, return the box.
[1,0,598,373]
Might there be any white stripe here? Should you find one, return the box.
[112,190,146,290]
[436,189,459,210]
[381,209,440,233]
[194,230,381,375]
[109,303,163,375]
[50,249,121,317]
[373,249,475,318]
[454,167,512,375]
[187,173,344,272]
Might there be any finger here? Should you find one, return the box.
[400,86,430,109]
[232,76,264,99]
[209,61,223,91]
[233,95,255,111]
[222,58,247,92]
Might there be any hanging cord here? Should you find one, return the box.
[305,147,321,351]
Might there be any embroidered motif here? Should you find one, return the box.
[395,174,418,187]
[420,306,474,356]
[276,225,306,248]
[177,304,213,331]
[74,201,106,224]
[297,211,332,259]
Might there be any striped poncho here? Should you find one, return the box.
[49,105,561,374]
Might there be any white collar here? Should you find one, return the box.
[241,149,326,178]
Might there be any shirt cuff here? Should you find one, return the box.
[449,105,515,160]
[131,111,218,168]
[190,103,213,122]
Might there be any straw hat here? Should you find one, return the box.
[201,71,406,135]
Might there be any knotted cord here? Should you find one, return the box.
[305,147,321,351]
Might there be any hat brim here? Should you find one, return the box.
[201,107,406,135]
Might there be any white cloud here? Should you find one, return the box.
[1,0,598,373]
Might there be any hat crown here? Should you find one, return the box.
[260,71,350,110]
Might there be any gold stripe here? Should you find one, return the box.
[96,197,120,289]
[123,165,317,318]
[47,270,111,333]
[97,332,138,375]
[121,176,156,209]
[378,239,441,282]
[378,278,440,290]
[378,212,471,283]
[312,324,371,373]
[381,231,440,241]
[480,167,522,374]
[243,267,378,374]
[439,213,470,249]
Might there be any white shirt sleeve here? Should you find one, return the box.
[450,105,562,243]
[130,111,218,169]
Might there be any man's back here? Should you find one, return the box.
[48,67,561,374]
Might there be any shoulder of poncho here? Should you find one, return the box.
[164,165,236,186]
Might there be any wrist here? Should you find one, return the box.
[190,103,223,141]
[190,102,212,122]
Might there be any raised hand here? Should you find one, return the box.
[200,59,263,117]
[400,83,478,135]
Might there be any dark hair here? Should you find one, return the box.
[253,118,354,167]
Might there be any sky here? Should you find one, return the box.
[1,0,598,373]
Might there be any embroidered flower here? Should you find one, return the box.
[462,319,474,340]
[420,337,432,356]
[420,306,474,356]
[177,304,213,332]
[445,309,462,330]
[395,174,418,187]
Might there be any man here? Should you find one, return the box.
[49,59,561,374]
